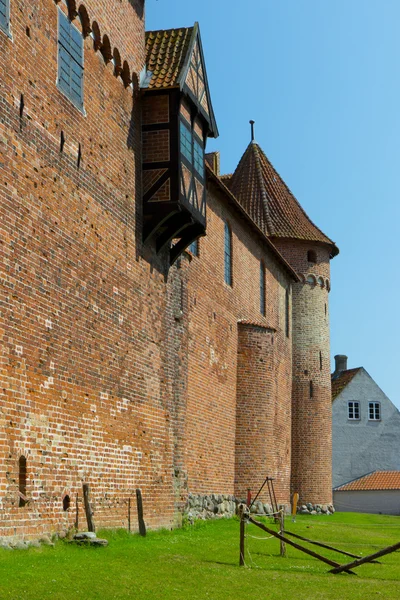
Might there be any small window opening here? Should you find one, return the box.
[224,222,232,286]
[309,380,314,398]
[319,351,322,370]
[26,26,31,38]
[324,303,327,316]
[285,287,290,337]
[260,261,266,316]
[63,494,71,511]
[60,131,65,153]
[77,143,82,168]
[307,250,317,263]
[18,456,27,507]
[19,94,25,119]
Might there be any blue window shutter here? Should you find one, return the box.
[0,0,9,33]
[58,8,84,108]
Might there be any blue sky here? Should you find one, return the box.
[146,1,400,408]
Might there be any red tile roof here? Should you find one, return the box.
[227,142,339,257]
[334,471,400,492]
[144,27,194,89]
[331,368,361,400]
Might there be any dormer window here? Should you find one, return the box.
[193,137,205,177]
[180,121,193,163]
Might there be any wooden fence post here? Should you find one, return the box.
[82,483,95,533]
[128,497,131,533]
[239,504,245,566]
[136,489,146,537]
[279,506,286,557]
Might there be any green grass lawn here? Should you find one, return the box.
[1,513,400,599]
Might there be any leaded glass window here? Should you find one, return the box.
[193,137,204,177]
[180,121,192,163]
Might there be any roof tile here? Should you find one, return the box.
[227,142,338,255]
[331,368,361,400]
[334,471,400,491]
[144,27,193,90]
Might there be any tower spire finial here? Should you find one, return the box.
[249,120,255,142]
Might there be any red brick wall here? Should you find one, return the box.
[0,0,176,538]
[183,180,293,507]
[273,239,333,505]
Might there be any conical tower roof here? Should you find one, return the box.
[228,141,338,257]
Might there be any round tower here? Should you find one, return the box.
[228,135,339,507]
[273,240,334,505]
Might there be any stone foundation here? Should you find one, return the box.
[297,503,335,515]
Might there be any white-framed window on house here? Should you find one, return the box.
[0,0,10,36]
[369,402,381,421]
[57,7,84,110]
[348,401,360,420]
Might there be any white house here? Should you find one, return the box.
[332,355,400,490]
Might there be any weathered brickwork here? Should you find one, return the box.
[0,0,337,540]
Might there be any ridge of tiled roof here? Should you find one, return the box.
[334,471,400,492]
[228,142,339,257]
[331,367,362,401]
[144,26,194,89]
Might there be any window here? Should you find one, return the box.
[224,222,232,286]
[348,401,360,420]
[307,250,317,263]
[369,402,380,421]
[260,261,266,316]
[188,239,199,256]
[18,456,27,507]
[58,8,84,109]
[193,137,204,177]
[0,0,10,35]
[309,380,314,398]
[63,494,71,511]
[180,121,192,163]
[285,287,290,337]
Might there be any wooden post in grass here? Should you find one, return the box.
[136,489,146,537]
[239,504,246,566]
[279,506,286,557]
[128,497,131,533]
[82,483,95,533]
[75,493,79,530]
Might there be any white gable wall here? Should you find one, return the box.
[332,369,400,488]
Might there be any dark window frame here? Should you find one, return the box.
[57,7,84,111]
[18,456,27,508]
[224,221,232,287]
[348,401,360,420]
[368,402,381,421]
